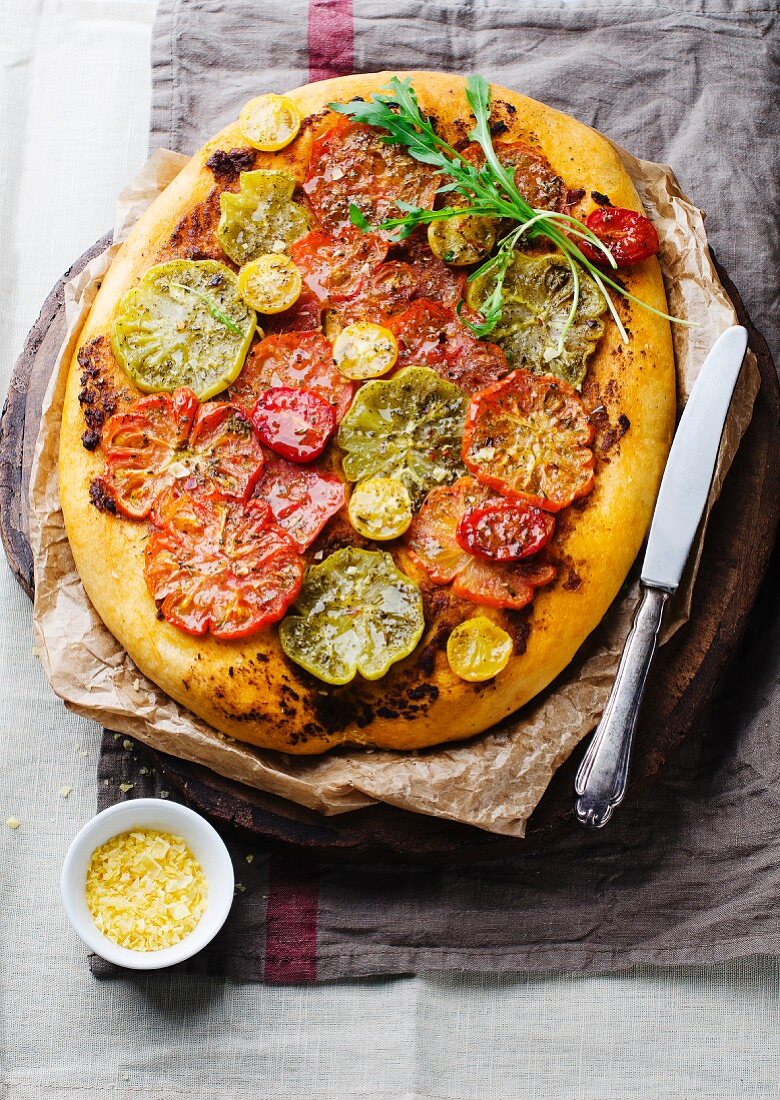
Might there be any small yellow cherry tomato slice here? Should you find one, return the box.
[333,322,398,380]
[347,477,413,541]
[239,94,301,152]
[446,617,513,682]
[237,254,302,314]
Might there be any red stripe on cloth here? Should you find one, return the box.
[308,0,354,83]
[263,855,319,983]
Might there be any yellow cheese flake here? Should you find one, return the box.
[85,829,208,952]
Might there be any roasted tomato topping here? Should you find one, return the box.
[393,235,467,306]
[466,250,606,389]
[290,230,388,302]
[462,370,595,512]
[336,261,419,324]
[145,484,303,639]
[303,120,439,238]
[262,291,322,335]
[229,332,354,421]
[446,617,513,682]
[577,207,661,267]
[457,498,556,562]
[112,260,256,401]
[405,477,556,610]
[461,140,566,210]
[251,386,336,463]
[101,388,264,519]
[252,454,346,550]
[389,299,509,394]
[337,366,468,507]
[278,547,425,685]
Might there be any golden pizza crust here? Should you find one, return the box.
[58,71,676,753]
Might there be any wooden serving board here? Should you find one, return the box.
[2,238,778,861]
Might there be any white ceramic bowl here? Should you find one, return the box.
[60,798,234,970]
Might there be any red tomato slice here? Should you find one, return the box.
[453,556,557,610]
[252,454,346,550]
[389,299,510,394]
[405,477,556,609]
[303,119,439,238]
[263,289,322,335]
[405,477,491,583]
[102,388,263,519]
[456,498,556,562]
[188,403,267,500]
[337,261,420,324]
[460,141,566,210]
[463,370,595,512]
[251,386,336,463]
[578,207,660,267]
[146,484,303,639]
[290,230,388,302]
[229,332,354,422]
[394,234,466,307]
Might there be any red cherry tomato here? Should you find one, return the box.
[577,207,660,267]
[251,386,336,463]
[456,498,556,562]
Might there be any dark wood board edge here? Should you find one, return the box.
[0,234,113,597]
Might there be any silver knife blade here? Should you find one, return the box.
[641,325,748,592]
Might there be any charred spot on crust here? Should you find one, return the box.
[489,119,508,137]
[599,412,631,454]
[162,188,226,263]
[563,188,586,210]
[205,147,258,183]
[78,337,118,450]
[418,642,438,676]
[88,476,117,514]
[501,608,532,655]
[562,567,583,591]
[592,191,612,206]
[309,513,369,559]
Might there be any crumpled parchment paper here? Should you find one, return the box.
[28,145,760,837]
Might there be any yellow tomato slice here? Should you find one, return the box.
[446,617,513,682]
[239,94,301,152]
[347,477,413,541]
[333,322,398,380]
[237,255,302,314]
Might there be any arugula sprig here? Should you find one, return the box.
[330,76,691,351]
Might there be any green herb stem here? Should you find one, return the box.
[169,281,244,335]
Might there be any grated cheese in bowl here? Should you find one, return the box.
[85,829,208,952]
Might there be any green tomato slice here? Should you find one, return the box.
[217,169,310,266]
[466,250,607,389]
[336,366,468,507]
[279,547,425,685]
[112,260,256,400]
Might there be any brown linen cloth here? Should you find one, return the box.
[93,0,779,981]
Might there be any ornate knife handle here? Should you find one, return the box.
[575,586,669,828]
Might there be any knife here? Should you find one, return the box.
[574,325,749,828]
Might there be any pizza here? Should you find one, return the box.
[58,71,676,754]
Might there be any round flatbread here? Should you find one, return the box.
[58,71,676,753]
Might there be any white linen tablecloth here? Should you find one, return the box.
[1,2,779,1097]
